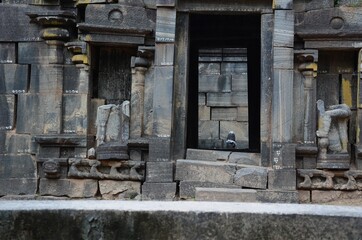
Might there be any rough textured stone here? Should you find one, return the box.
[175,160,236,184]
[198,121,219,140]
[311,190,362,203]
[273,0,293,9]
[155,44,174,66]
[0,43,16,64]
[0,64,29,94]
[273,47,294,69]
[39,179,98,198]
[16,94,42,134]
[6,134,31,154]
[0,178,37,196]
[148,137,171,161]
[30,64,63,94]
[298,190,311,203]
[273,10,294,47]
[99,180,141,200]
[207,92,248,107]
[199,105,211,121]
[234,167,267,189]
[199,74,231,93]
[62,94,88,134]
[196,188,257,202]
[268,169,296,190]
[211,107,237,121]
[141,182,176,200]
[0,95,15,130]
[256,190,299,203]
[186,149,231,161]
[229,152,260,166]
[0,155,36,179]
[179,181,240,199]
[18,42,62,64]
[155,8,176,42]
[146,162,173,182]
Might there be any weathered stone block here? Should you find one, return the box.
[130,150,142,161]
[231,74,248,92]
[0,155,36,179]
[63,66,83,94]
[16,94,42,134]
[179,181,240,199]
[99,180,141,200]
[199,48,222,62]
[298,190,311,203]
[198,62,220,75]
[196,188,256,202]
[62,94,88,134]
[273,0,293,9]
[199,121,219,140]
[199,105,211,121]
[146,162,173,182]
[256,190,299,203]
[155,44,174,66]
[272,143,296,169]
[222,48,247,62]
[155,8,176,42]
[211,107,237,121]
[6,134,31,154]
[143,67,154,136]
[0,5,41,42]
[186,149,231,161]
[237,107,248,122]
[0,178,37,196]
[157,0,175,6]
[19,42,62,64]
[234,167,267,189]
[175,160,236,184]
[273,47,293,69]
[0,43,16,64]
[273,10,294,47]
[149,137,171,161]
[0,64,29,94]
[207,92,248,107]
[0,95,15,130]
[199,74,231,93]
[153,66,174,135]
[141,182,176,200]
[39,179,98,198]
[90,99,106,136]
[294,0,334,12]
[311,190,362,204]
[198,93,206,105]
[30,64,63,94]
[229,152,260,166]
[221,62,247,75]
[198,139,224,149]
[268,169,296,190]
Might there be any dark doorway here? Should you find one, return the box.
[187,14,261,152]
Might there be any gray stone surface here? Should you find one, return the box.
[256,190,299,203]
[179,181,240,199]
[299,190,311,203]
[2,201,362,239]
[16,94,42,134]
[0,43,16,64]
[273,47,294,69]
[30,64,63,94]
[186,149,231,161]
[149,137,171,161]
[62,94,88,134]
[311,190,362,203]
[196,188,257,202]
[0,95,15,130]
[63,66,82,94]
[146,162,173,182]
[155,44,174,66]
[199,74,231,93]
[273,0,293,9]
[0,178,37,196]
[175,160,236,184]
[211,107,237,121]
[0,155,36,179]
[229,152,260,166]
[155,8,176,42]
[141,182,176,200]
[99,180,141,200]
[273,10,294,47]
[6,134,31,154]
[268,169,296,190]
[234,167,267,189]
[207,92,248,107]
[0,64,29,94]
[18,42,62,64]
[39,179,98,198]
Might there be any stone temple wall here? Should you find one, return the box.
[1,0,362,203]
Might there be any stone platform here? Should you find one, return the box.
[1,200,362,239]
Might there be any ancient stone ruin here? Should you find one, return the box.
[1,0,362,203]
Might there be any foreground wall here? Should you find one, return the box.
[0,201,362,239]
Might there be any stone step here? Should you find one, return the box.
[175,159,268,189]
[186,148,260,166]
[179,181,241,199]
[195,187,299,203]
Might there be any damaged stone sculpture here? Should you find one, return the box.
[316,99,351,159]
[95,101,130,160]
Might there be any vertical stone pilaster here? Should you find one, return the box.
[143,2,177,200]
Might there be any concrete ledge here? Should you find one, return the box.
[1,200,362,239]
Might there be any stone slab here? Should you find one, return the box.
[199,74,231,93]
[198,139,224,149]
[229,152,260,166]
[90,99,106,136]
[273,47,293,69]
[16,94,42,134]
[231,75,248,92]
[39,179,98,198]
[186,149,231,161]
[0,95,15,130]
[2,201,362,239]
[179,181,240,199]
[198,105,211,121]
[273,0,293,9]
[234,167,267,189]
[141,182,176,200]
[62,94,88,134]
[0,155,36,179]
[221,62,248,75]
[175,160,236,184]
[155,43,174,66]
[196,188,257,202]
[273,10,294,47]
[0,5,41,42]
[211,107,237,121]
[0,64,29,94]
[30,64,63,94]
[157,0,175,6]
[298,190,311,203]
[256,190,299,203]
[294,0,334,12]
[311,190,362,204]
[207,92,248,107]
[268,169,296,190]
[146,162,173,182]
[6,134,31,154]
[0,178,37,196]
[148,137,171,162]
[155,8,176,42]
[63,66,82,94]
[99,180,141,200]
[199,62,220,75]
[0,43,16,64]
[198,121,219,140]
[19,42,62,64]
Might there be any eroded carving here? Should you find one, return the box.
[68,158,144,181]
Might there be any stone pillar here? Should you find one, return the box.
[269,4,297,191]
[357,49,362,169]
[142,1,177,200]
[296,51,318,144]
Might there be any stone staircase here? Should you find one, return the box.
[175,149,298,203]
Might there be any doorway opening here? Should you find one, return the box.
[187,14,261,152]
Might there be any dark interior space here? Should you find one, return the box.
[187,14,261,152]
